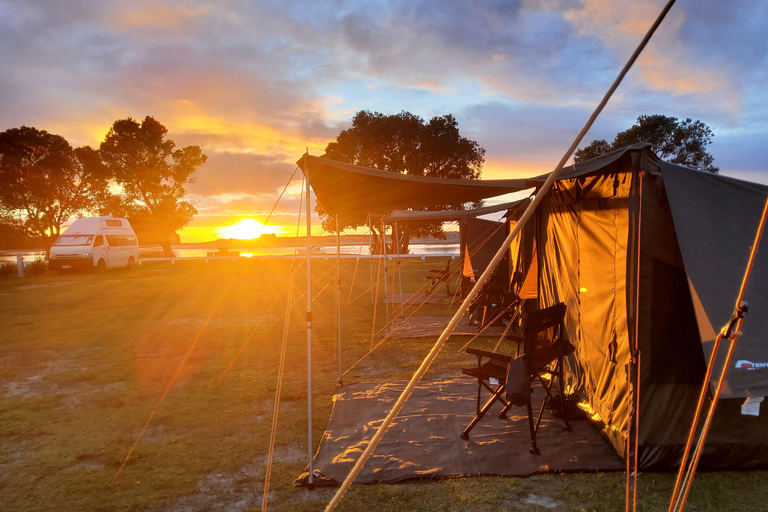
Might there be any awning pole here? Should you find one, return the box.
[382,218,390,329]
[303,152,314,486]
[394,222,405,318]
[336,215,343,384]
[368,215,374,304]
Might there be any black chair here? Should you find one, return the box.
[427,259,451,295]
[460,302,573,454]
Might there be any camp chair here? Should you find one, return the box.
[427,259,451,295]
[460,303,573,454]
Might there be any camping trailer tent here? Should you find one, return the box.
[299,143,768,469]
[534,143,768,469]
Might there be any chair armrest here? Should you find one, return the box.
[466,347,512,364]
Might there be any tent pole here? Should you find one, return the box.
[336,215,343,384]
[394,222,405,318]
[303,153,314,487]
[369,216,374,304]
[382,218,390,329]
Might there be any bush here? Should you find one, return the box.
[25,257,48,276]
[0,262,18,278]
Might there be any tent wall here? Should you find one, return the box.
[538,168,633,455]
[459,217,510,297]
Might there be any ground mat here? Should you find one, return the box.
[388,315,507,338]
[303,378,624,485]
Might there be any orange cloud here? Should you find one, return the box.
[113,2,210,29]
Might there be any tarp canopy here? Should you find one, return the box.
[297,155,529,214]
[383,199,528,224]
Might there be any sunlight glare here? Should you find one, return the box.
[218,219,266,240]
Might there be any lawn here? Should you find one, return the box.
[0,257,763,511]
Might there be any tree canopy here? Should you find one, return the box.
[320,110,485,253]
[100,116,207,257]
[574,115,719,173]
[0,126,110,254]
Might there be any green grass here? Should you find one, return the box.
[0,257,764,511]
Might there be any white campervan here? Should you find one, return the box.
[49,217,140,272]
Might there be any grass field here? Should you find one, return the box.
[0,257,764,511]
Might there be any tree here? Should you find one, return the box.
[0,126,111,255]
[574,115,719,173]
[100,116,207,257]
[319,111,485,253]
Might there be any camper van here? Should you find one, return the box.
[49,217,139,272]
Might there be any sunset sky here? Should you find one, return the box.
[1,0,767,243]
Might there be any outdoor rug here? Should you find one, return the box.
[300,377,624,486]
[387,315,507,338]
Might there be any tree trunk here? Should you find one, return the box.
[369,224,383,254]
[397,225,411,255]
[160,231,176,257]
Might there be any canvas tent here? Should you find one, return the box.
[533,143,768,468]
[298,143,768,469]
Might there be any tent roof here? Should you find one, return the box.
[297,155,529,214]
[382,198,529,224]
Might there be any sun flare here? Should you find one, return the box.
[218,218,270,240]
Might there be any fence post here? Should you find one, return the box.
[16,253,24,277]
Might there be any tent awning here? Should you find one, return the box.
[297,155,529,214]
[382,199,529,224]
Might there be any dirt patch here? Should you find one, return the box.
[153,445,307,512]
[520,494,563,509]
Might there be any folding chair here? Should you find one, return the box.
[460,302,573,454]
[427,259,451,295]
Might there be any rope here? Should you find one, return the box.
[262,264,296,511]
[111,265,241,486]
[669,188,768,512]
[262,177,308,511]
[323,0,676,506]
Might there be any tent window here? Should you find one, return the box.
[649,258,706,385]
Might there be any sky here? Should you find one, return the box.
[1,0,767,243]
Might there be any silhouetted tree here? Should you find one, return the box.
[100,116,207,256]
[0,126,110,255]
[319,111,485,253]
[575,115,719,173]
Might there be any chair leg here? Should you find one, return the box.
[526,397,539,454]
[557,358,571,431]
[461,383,505,439]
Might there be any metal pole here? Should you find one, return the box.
[368,216,374,304]
[336,215,343,384]
[303,153,314,486]
[381,219,390,329]
[394,222,404,318]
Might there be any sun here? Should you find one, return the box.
[218,218,267,240]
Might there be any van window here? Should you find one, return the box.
[106,220,123,227]
[94,235,103,247]
[53,235,94,246]
[106,235,138,247]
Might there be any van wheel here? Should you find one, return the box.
[126,256,135,270]
[96,259,106,273]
